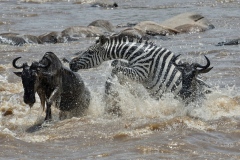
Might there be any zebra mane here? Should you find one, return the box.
[97,34,157,47]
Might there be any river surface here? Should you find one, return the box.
[0,0,240,159]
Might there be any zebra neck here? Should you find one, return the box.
[104,39,146,61]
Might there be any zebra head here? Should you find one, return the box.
[70,36,108,72]
[172,55,213,99]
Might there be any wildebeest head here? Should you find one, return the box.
[12,57,51,107]
[172,54,213,99]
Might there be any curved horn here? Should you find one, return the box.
[12,57,24,69]
[172,54,181,66]
[38,56,52,68]
[196,55,210,71]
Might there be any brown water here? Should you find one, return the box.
[0,0,240,159]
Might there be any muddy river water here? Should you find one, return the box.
[0,0,240,159]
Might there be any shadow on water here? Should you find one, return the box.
[26,123,43,133]
[25,121,52,133]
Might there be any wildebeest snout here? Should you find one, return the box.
[24,92,35,107]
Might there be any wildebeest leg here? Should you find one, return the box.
[45,87,61,121]
[45,103,52,121]
[37,88,52,121]
[37,88,46,111]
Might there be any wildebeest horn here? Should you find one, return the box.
[173,54,212,73]
[12,57,24,69]
[195,55,210,69]
[38,56,51,68]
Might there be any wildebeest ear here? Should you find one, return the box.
[14,72,22,77]
[98,35,108,45]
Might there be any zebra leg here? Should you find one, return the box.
[111,59,129,67]
[105,74,122,116]
[111,60,132,84]
[106,59,130,97]
[112,65,146,82]
[105,64,147,116]
[105,61,131,116]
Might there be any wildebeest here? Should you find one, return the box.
[172,54,212,100]
[13,52,91,121]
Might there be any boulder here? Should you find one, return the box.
[117,28,148,39]
[160,12,215,33]
[88,19,115,32]
[216,38,240,46]
[38,31,60,43]
[116,12,214,38]
[61,26,103,40]
[0,33,42,46]
[133,21,179,36]
[90,1,118,8]
[23,35,42,44]
[38,20,114,43]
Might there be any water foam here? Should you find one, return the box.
[187,86,240,121]
[86,77,240,121]
[1,66,239,141]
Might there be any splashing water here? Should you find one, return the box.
[0,0,240,159]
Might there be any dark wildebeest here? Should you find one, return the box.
[13,52,91,121]
[172,54,212,100]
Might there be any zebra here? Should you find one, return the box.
[69,35,212,114]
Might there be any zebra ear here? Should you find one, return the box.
[98,35,108,45]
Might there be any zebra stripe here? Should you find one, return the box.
[71,35,201,99]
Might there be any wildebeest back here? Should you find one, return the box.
[59,66,90,112]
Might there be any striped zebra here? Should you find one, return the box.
[70,35,212,113]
